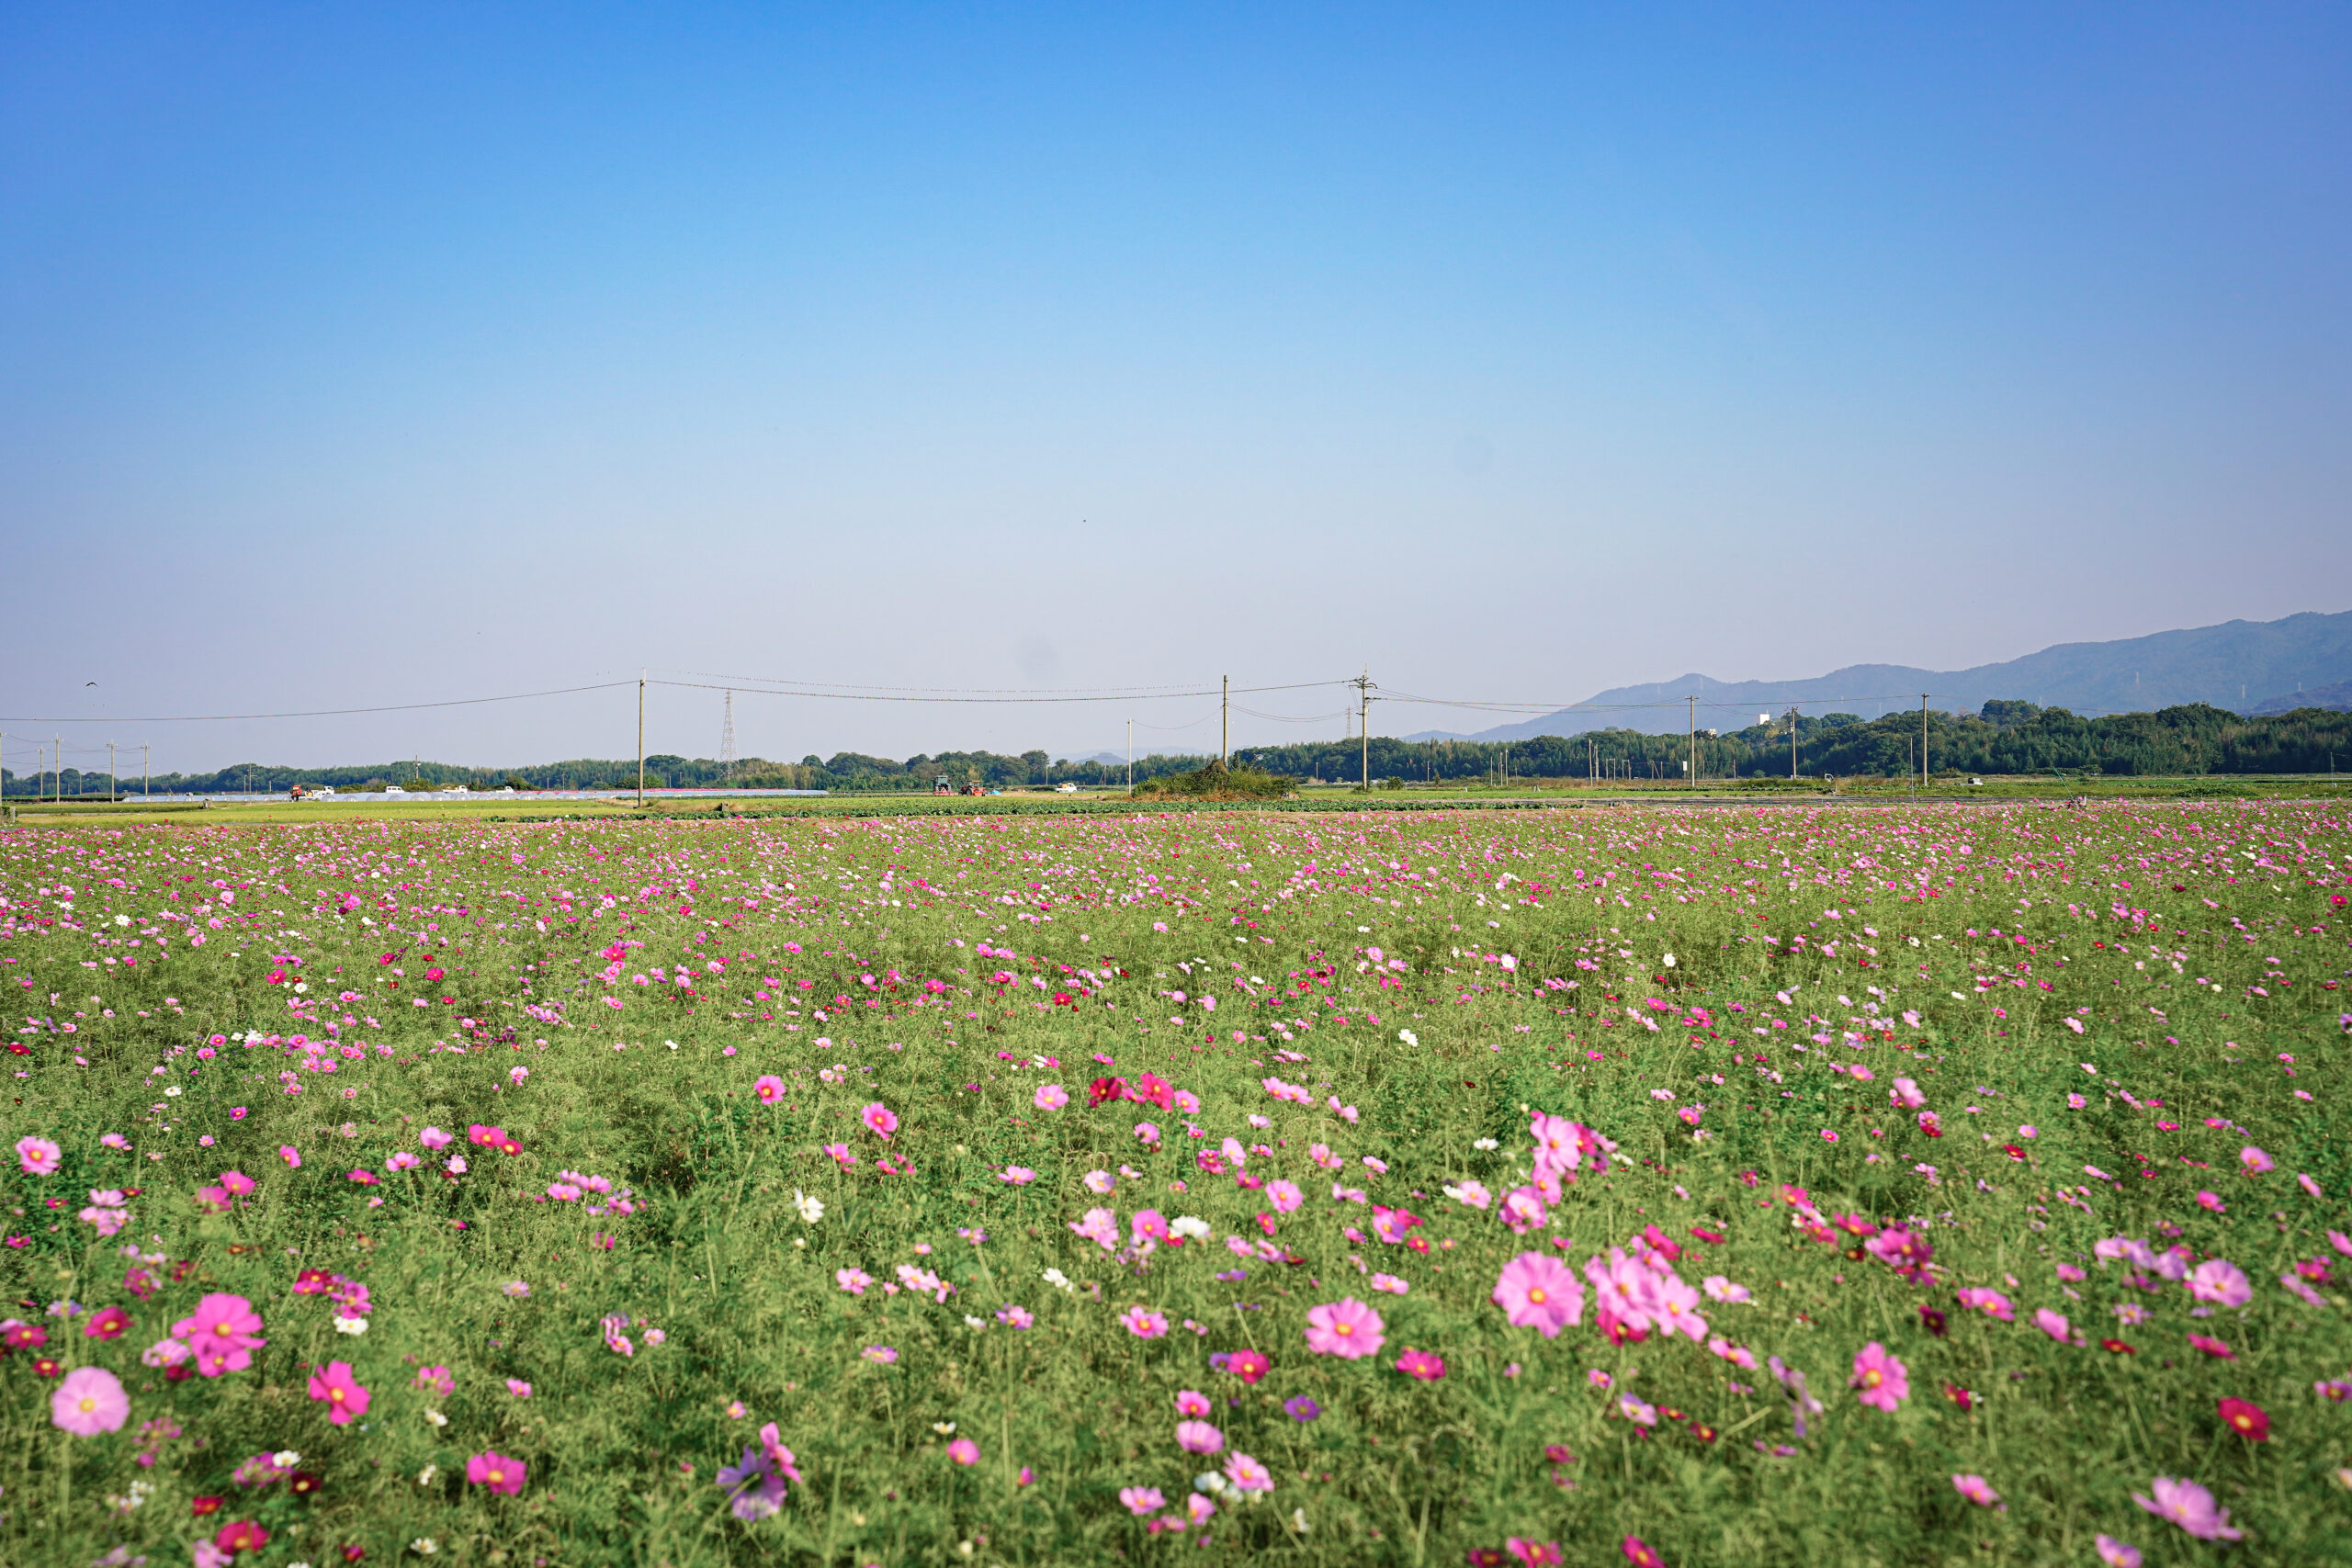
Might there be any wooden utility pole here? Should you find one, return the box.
[1126,718,1133,797]
[1220,677,1228,767]
[1790,707,1798,778]
[108,741,117,803]
[1919,694,1929,791]
[1688,695,1697,790]
[637,671,647,806]
[142,744,150,800]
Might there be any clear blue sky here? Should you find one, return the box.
[4,4,2346,773]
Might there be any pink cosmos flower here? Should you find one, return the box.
[2032,1309,2071,1343]
[1222,1452,1273,1493]
[468,1450,528,1495]
[2132,1475,2241,1540]
[753,1075,786,1104]
[1121,1486,1166,1517]
[413,1365,455,1396]
[84,1305,130,1340]
[507,1379,532,1397]
[307,1360,370,1425]
[2238,1145,2273,1175]
[860,1102,898,1140]
[946,1438,980,1466]
[1620,1540,1663,1568]
[1175,1389,1212,1417]
[1224,1348,1270,1383]
[420,1126,453,1150]
[1500,1186,1550,1235]
[2188,1334,2233,1359]
[1034,1083,1069,1111]
[1395,1348,1445,1382]
[172,1293,265,1374]
[220,1170,255,1198]
[2094,1537,2142,1568]
[278,1145,300,1168]
[1303,1297,1385,1359]
[16,1135,61,1175]
[836,1268,873,1295]
[1176,1419,1224,1454]
[1121,1306,1170,1339]
[1266,1179,1304,1213]
[998,1167,1037,1185]
[1955,1287,2014,1322]
[1952,1474,2001,1507]
[1849,1341,1908,1412]
[1492,1251,1585,1338]
[51,1365,129,1435]
[2194,1190,2225,1213]
[2188,1259,2250,1307]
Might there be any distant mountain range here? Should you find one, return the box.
[1405,610,2352,741]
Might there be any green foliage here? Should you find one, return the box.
[0,805,2346,1566]
[1132,761,1295,799]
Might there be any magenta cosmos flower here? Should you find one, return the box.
[1395,1348,1445,1382]
[1951,1474,2001,1507]
[1175,1389,1212,1417]
[947,1438,980,1466]
[1120,1306,1170,1339]
[860,1102,898,1139]
[1493,1251,1585,1338]
[51,1366,130,1435]
[307,1360,370,1425]
[172,1293,265,1375]
[1223,1348,1270,1383]
[1304,1297,1385,1359]
[1849,1342,1908,1411]
[2132,1476,2241,1540]
[753,1075,786,1104]
[468,1450,528,1495]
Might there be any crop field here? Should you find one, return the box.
[2,801,2347,1567]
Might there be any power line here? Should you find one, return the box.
[651,677,1346,705]
[0,680,638,725]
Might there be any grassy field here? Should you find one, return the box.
[2,799,2346,1566]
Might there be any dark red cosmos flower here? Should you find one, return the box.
[1087,1077,1128,1107]
[2101,1339,2136,1355]
[1943,1382,1973,1412]
[2218,1397,2269,1441]
[191,1495,224,1517]
[2002,1145,2026,1160]
[1466,1552,1507,1568]
[31,1356,64,1378]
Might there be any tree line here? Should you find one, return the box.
[6,700,2347,796]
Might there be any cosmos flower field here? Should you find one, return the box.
[3,799,2347,1567]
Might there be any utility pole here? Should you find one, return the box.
[1349,668,1375,791]
[108,741,117,803]
[1126,717,1133,797]
[637,670,647,807]
[1220,676,1229,767]
[1920,694,1929,792]
[142,744,150,800]
[1789,706,1799,779]
[1687,695,1696,791]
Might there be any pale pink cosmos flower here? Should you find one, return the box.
[1951,1474,2001,1507]
[506,1379,532,1397]
[1033,1084,1069,1111]
[946,1438,979,1466]
[16,1136,61,1176]
[1082,1169,1115,1195]
[859,1102,898,1140]
[998,1167,1036,1185]
[2132,1476,2242,1540]
[1176,1419,1224,1454]
[1120,1486,1165,1517]
[2032,1308,2071,1343]
[1303,1297,1384,1359]
[2238,1145,2273,1175]
[1120,1306,1170,1339]
[1175,1389,1211,1417]
[420,1126,452,1150]
[2093,1536,2142,1568]
[1849,1342,1908,1412]
[1266,1179,1304,1213]
[2188,1259,2250,1307]
[835,1268,873,1295]
[51,1366,129,1435]
[1492,1252,1584,1338]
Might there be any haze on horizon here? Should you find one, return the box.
[3,5,2347,776]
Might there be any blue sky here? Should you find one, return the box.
[3,4,2346,773]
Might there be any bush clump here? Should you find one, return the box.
[1132,760,1295,800]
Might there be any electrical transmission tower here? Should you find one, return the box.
[719,691,738,782]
